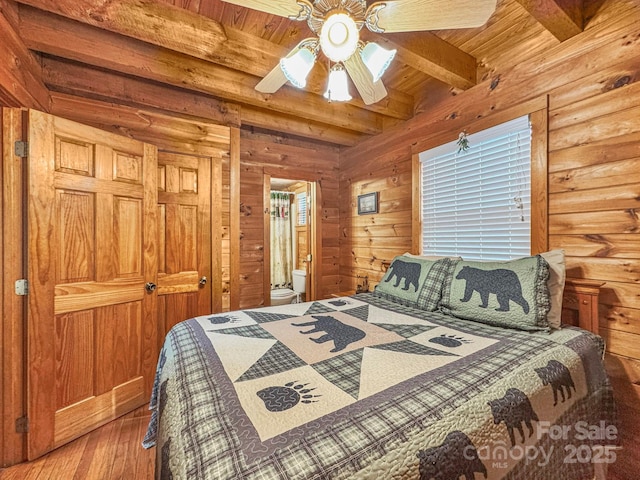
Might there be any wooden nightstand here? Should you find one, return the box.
[561,279,604,335]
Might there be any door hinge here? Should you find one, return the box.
[14,141,28,157]
[15,279,28,296]
[15,416,29,433]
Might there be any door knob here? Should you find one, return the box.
[199,276,208,286]
[145,282,157,293]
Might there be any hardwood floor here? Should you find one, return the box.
[606,401,639,480]
[0,406,155,480]
[604,383,640,480]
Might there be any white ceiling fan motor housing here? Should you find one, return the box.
[319,12,360,62]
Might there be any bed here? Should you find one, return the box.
[143,253,617,479]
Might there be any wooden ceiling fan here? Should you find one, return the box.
[221,0,497,105]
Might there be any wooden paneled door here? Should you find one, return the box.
[27,110,158,460]
[156,151,212,337]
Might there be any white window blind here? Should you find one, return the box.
[297,192,307,226]
[419,116,531,261]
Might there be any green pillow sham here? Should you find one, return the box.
[439,255,551,331]
[373,256,455,311]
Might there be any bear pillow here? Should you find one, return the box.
[439,256,551,331]
[374,256,455,311]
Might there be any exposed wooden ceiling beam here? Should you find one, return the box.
[41,56,240,127]
[0,0,49,109]
[18,5,385,135]
[41,57,363,146]
[14,0,413,119]
[239,106,364,147]
[514,0,583,41]
[373,32,478,90]
[49,91,231,153]
[14,0,230,60]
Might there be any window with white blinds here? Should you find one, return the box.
[419,116,531,261]
[297,192,307,226]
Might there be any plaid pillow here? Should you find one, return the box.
[374,256,454,311]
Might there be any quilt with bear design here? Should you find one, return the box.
[143,293,617,480]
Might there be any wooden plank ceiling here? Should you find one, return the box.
[14,0,593,147]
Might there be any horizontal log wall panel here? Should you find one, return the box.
[346,212,414,229]
[600,327,640,360]
[549,157,640,193]
[549,131,640,173]
[549,104,640,151]
[345,223,412,239]
[549,76,640,131]
[239,240,265,262]
[549,184,640,214]
[347,246,412,260]
[239,227,265,242]
[338,0,640,416]
[550,234,640,259]
[342,172,413,196]
[548,52,640,112]
[600,305,640,336]
[549,210,639,235]
[239,267,264,287]
[565,257,640,284]
[599,281,640,310]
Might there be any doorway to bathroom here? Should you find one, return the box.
[263,174,319,306]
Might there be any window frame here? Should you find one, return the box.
[411,99,548,256]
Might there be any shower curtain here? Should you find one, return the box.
[270,192,293,289]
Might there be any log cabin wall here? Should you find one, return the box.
[238,130,340,308]
[339,0,640,470]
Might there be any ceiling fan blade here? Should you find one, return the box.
[220,0,312,19]
[255,38,318,93]
[255,63,288,94]
[366,0,497,33]
[343,54,388,105]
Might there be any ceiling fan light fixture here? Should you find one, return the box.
[361,42,396,82]
[319,12,360,62]
[324,63,352,102]
[280,46,316,89]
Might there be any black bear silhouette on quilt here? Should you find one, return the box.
[535,360,576,406]
[416,430,487,480]
[292,315,366,352]
[488,387,540,447]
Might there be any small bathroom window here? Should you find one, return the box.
[297,192,307,226]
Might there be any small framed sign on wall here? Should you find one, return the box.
[357,192,378,215]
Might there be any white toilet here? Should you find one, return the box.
[270,269,306,306]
